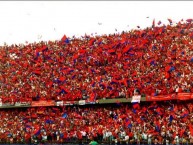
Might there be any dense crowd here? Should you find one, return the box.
[0,101,192,144]
[0,19,193,103]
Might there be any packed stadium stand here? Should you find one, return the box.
[0,19,193,144]
[0,101,193,145]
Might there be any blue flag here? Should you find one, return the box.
[62,113,68,118]
[190,57,193,62]
[46,119,54,124]
[169,115,173,122]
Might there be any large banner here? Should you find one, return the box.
[131,95,141,103]
[56,101,64,106]
[63,101,76,106]
[32,100,55,107]
[177,93,193,100]
[56,101,76,106]
[146,93,193,101]
[146,94,176,101]
[57,100,95,106]
[79,100,86,105]
[15,102,31,107]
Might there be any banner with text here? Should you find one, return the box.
[79,100,86,105]
[146,93,193,101]
[146,94,177,101]
[177,93,193,100]
[56,101,64,106]
[63,101,76,106]
[15,102,31,107]
[32,100,55,107]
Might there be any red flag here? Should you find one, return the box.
[33,70,41,75]
[61,35,67,42]
[59,76,66,82]
[89,38,95,46]
[117,52,122,60]
[73,54,79,60]
[108,49,115,54]
[132,103,140,110]
[123,46,132,53]
[79,49,86,54]
[123,46,130,53]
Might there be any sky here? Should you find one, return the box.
[0,1,193,46]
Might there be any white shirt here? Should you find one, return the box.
[106,131,112,137]
[121,131,126,138]
[81,131,86,136]
[42,135,47,140]
[175,136,180,143]
[125,135,129,141]
[142,133,147,140]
